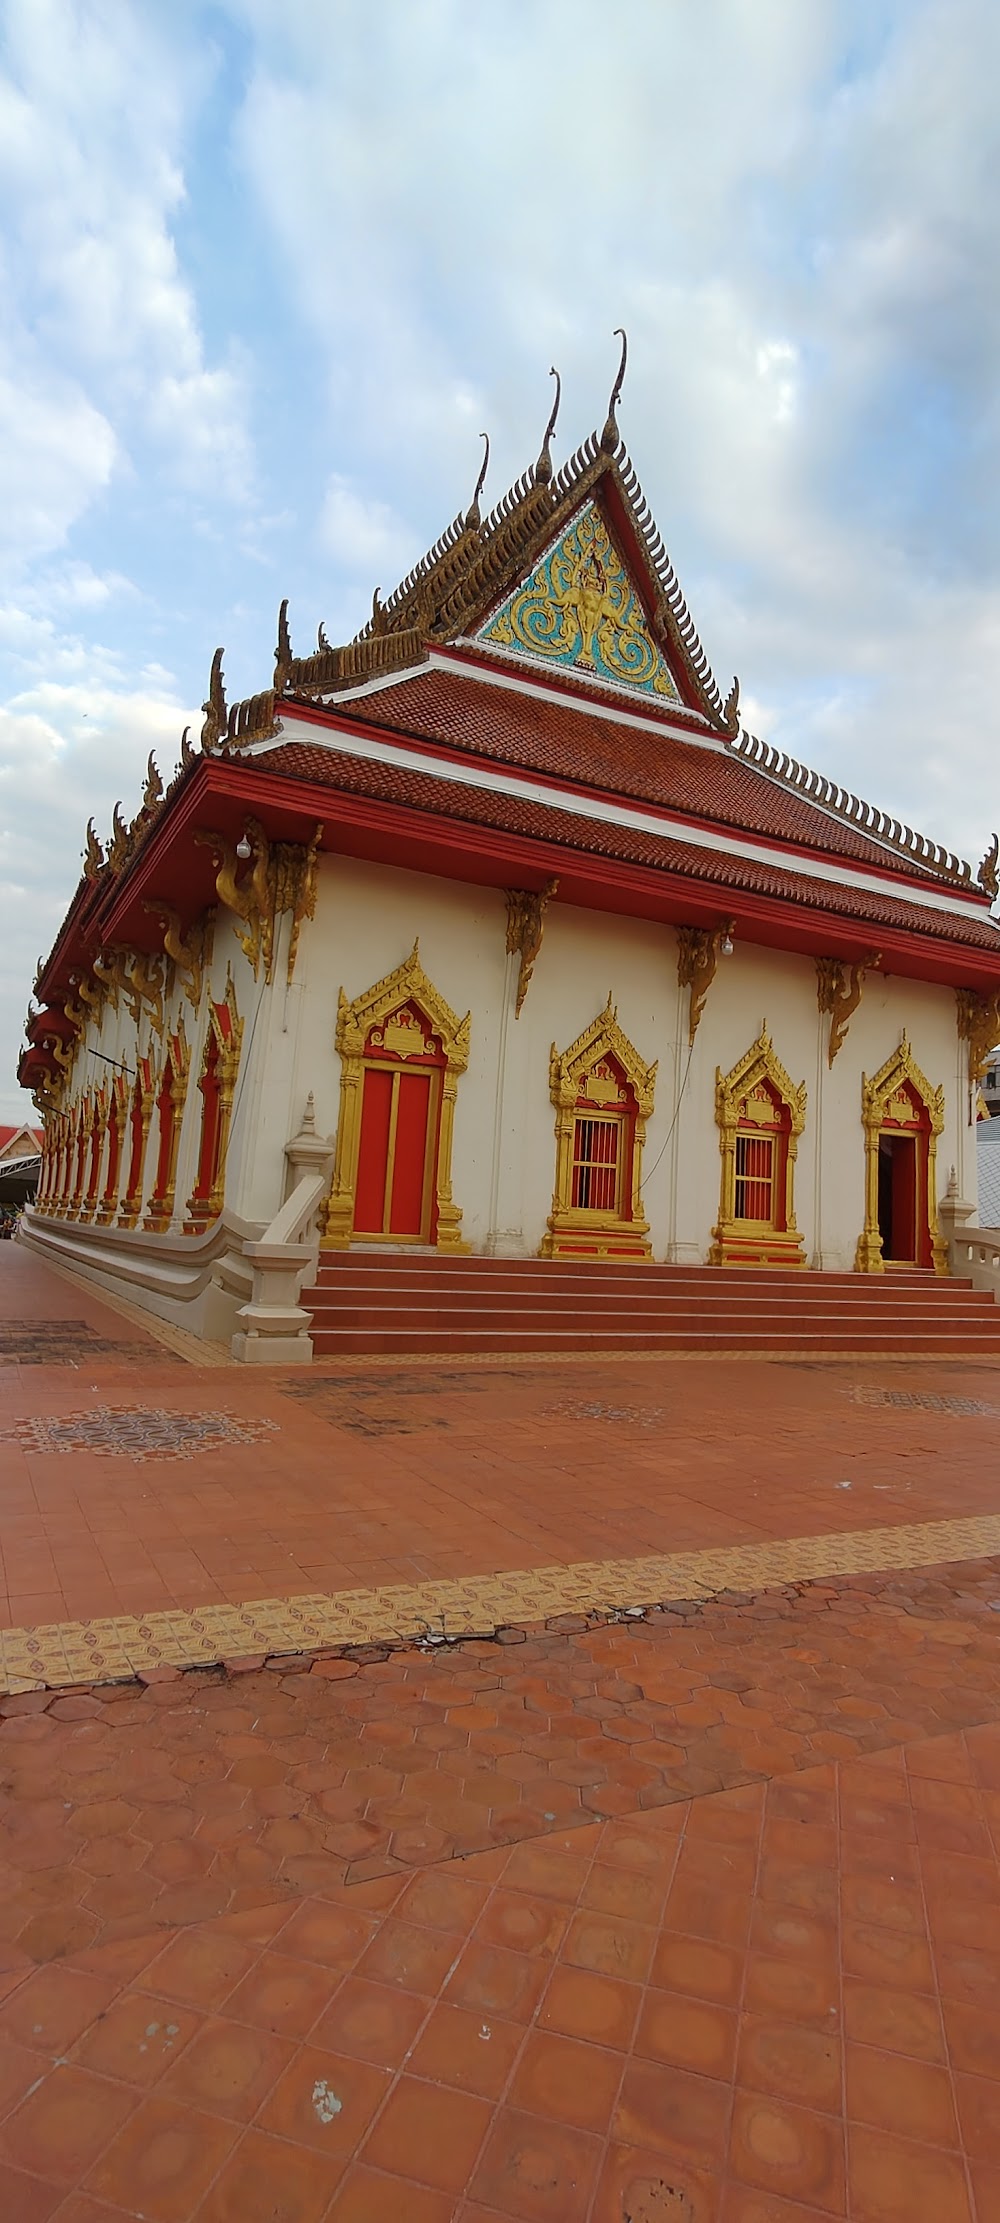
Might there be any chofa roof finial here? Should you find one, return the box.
[465,432,490,530]
[534,367,561,486]
[275,598,292,691]
[601,327,628,454]
[201,648,227,751]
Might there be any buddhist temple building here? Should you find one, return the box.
[17,348,1000,1359]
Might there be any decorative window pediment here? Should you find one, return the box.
[711,1028,807,1267]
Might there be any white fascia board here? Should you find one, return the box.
[243,714,995,930]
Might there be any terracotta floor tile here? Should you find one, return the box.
[84,2094,237,2220]
[409,2001,524,2097]
[634,1988,737,2082]
[847,2124,974,2222]
[362,2073,491,2191]
[398,1867,492,1935]
[736,2016,842,2113]
[0,2036,53,2125]
[445,1941,550,2024]
[193,2125,344,2223]
[1,2067,136,2186]
[729,2090,845,2213]
[0,1969,118,2058]
[942,1998,1000,2081]
[74,1992,202,2089]
[840,1923,935,1994]
[743,1956,840,2028]
[843,1982,945,2063]
[270,1901,378,1973]
[326,2163,457,2221]
[536,1963,639,2050]
[845,2043,959,2147]
[719,2187,837,2223]
[356,1917,464,1999]
[159,2015,294,2122]
[561,1909,655,1986]
[953,2068,1000,2163]
[509,2028,621,2133]
[469,2105,601,2220]
[665,1878,753,1950]
[0,2162,63,2223]
[613,2058,731,2173]
[652,1932,746,2008]
[475,1889,570,1961]
[310,1975,426,2069]
[256,2042,389,2156]
[594,2145,723,2223]
[221,1952,334,2038]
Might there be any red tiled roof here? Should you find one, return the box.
[251,741,1000,954]
[296,666,956,887]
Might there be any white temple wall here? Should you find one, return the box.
[42,854,971,1269]
[279,853,968,1262]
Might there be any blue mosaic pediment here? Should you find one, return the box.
[478,500,680,702]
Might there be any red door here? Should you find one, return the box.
[354,1064,437,1239]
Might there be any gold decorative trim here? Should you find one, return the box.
[677,921,735,1045]
[142,901,213,1011]
[816,953,880,1066]
[956,987,1000,1090]
[855,1034,947,1276]
[711,1028,807,1267]
[324,943,471,1252]
[143,1018,192,1232]
[185,971,244,1231]
[542,996,656,1260]
[505,880,558,1017]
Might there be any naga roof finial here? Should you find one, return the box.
[534,368,561,486]
[201,648,227,751]
[274,598,292,691]
[465,432,490,529]
[83,818,104,879]
[601,327,628,454]
[142,751,163,812]
[979,833,999,902]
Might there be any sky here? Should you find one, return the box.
[1,0,998,1120]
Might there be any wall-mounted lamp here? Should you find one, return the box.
[720,932,735,957]
[235,834,252,860]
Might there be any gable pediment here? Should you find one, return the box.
[476,499,681,704]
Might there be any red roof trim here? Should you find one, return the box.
[274,694,987,909]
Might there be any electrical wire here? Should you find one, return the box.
[639,1034,695,1193]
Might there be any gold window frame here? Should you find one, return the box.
[324,942,471,1252]
[711,1028,807,1267]
[542,996,656,1260]
[855,1033,947,1275]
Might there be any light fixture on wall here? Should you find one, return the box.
[720,931,735,957]
[235,834,252,860]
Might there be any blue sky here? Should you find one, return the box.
[1,0,998,1118]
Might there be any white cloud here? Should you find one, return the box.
[319,476,418,583]
[0,366,117,568]
[0,669,191,1120]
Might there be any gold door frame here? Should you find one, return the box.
[324,942,471,1251]
[711,1027,807,1267]
[542,996,656,1259]
[354,1059,442,1243]
[855,1034,947,1275]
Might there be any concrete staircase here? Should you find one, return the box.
[301,1254,1000,1359]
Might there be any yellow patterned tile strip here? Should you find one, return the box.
[3,1511,1000,1696]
